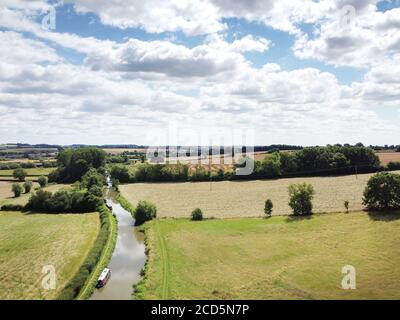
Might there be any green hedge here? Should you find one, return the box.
[57,205,116,300]
[117,193,136,218]
[0,204,24,211]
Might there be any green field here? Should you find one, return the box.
[120,171,400,218]
[0,167,54,177]
[139,212,400,299]
[0,211,99,299]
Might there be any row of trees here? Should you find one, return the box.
[11,176,47,197]
[110,145,382,184]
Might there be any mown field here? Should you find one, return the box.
[0,211,99,299]
[140,212,400,299]
[120,171,400,218]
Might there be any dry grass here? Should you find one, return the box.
[141,212,400,299]
[0,211,99,299]
[120,171,400,218]
[378,152,400,165]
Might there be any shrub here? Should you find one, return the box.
[288,183,315,215]
[363,172,400,210]
[264,199,273,217]
[13,168,27,181]
[1,204,24,211]
[344,200,349,213]
[23,180,33,193]
[12,183,23,197]
[191,208,203,221]
[38,176,48,188]
[387,161,400,171]
[134,200,157,226]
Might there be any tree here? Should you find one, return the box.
[363,172,400,210]
[191,208,203,221]
[110,165,130,183]
[26,189,53,211]
[12,183,23,197]
[288,183,315,215]
[134,200,157,226]
[13,168,27,181]
[80,168,104,189]
[23,180,33,193]
[38,176,48,188]
[264,199,273,217]
[344,200,349,213]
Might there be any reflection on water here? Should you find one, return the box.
[90,182,146,300]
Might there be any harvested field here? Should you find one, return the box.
[120,171,400,218]
[377,152,400,165]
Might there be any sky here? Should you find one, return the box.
[0,0,400,146]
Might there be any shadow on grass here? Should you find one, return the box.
[285,214,313,223]
[367,210,400,222]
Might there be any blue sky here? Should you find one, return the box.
[0,0,399,145]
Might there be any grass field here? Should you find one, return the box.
[0,182,70,206]
[0,211,99,299]
[139,212,400,299]
[0,167,54,177]
[120,171,400,218]
[377,152,400,165]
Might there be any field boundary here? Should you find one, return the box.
[57,204,117,300]
[76,205,117,300]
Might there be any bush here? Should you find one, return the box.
[134,200,157,226]
[38,176,48,188]
[13,168,27,181]
[363,172,400,210]
[12,183,23,197]
[191,208,203,221]
[264,199,273,217]
[288,183,315,215]
[23,180,33,193]
[387,161,400,171]
[344,200,349,213]
[1,204,24,211]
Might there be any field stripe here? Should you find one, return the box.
[156,221,169,300]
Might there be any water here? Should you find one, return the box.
[90,180,146,300]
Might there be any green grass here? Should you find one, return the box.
[0,167,54,177]
[139,212,400,299]
[0,211,99,299]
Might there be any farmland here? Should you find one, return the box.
[377,152,400,165]
[139,212,400,299]
[0,211,99,299]
[0,182,70,206]
[120,171,400,218]
[0,167,54,177]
